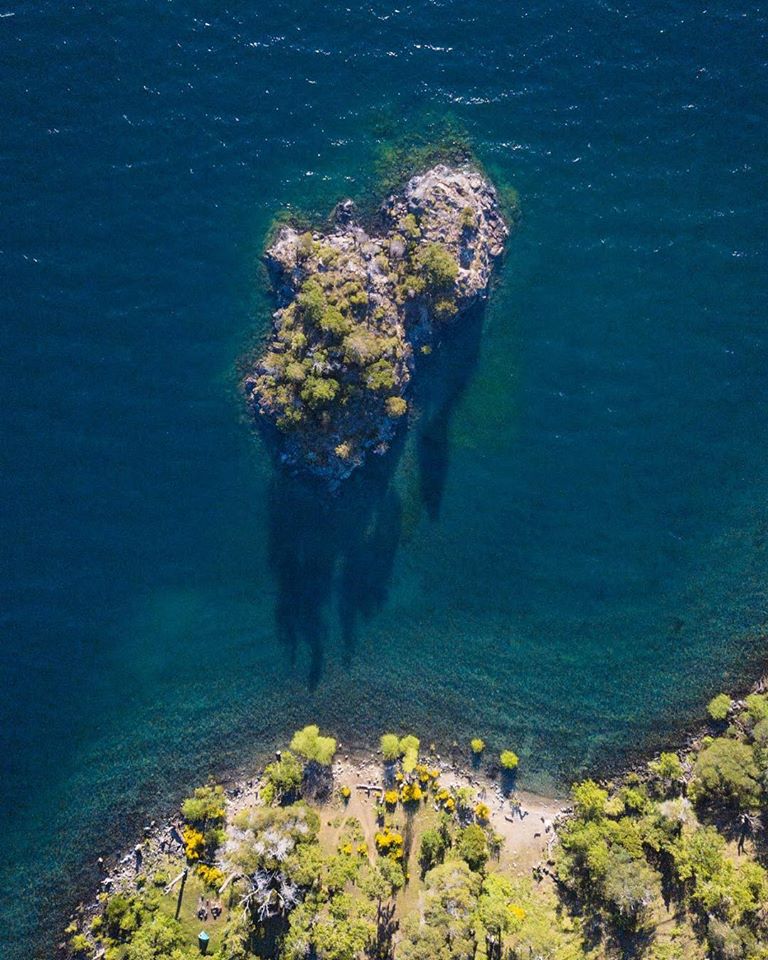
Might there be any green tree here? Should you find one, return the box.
[290,725,338,765]
[399,734,420,773]
[181,784,225,826]
[419,827,447,874]
[752,717,768,771]
[672,823,768,923]
[300,375,340,408]
[283,892,375,960]
[414,243,458,291]
[229,804,320,874]
[103,893,144,941]
[319,307,352,337]
[707,693,731,721]
[399,861,480,960]
[380,733,401,761]
[744,693,768,727]
[297,277,327,323]
[457,823,489,872]
[690,738,762,811]
[68,934,92,958]
[501,876,586,960]
[262,750,304,802]
[365,358,397,392]
[124,914,189,960]
[602,847,661,929]
[571,780,608,820]
[477,873,521,952]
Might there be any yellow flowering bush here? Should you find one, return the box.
[384,789,399,807]
[414,763,439,785]
[357,842,368,856]
[435,787,456,812]
[475,802,490,823]
[340,842,354,855]
[197,864,225,889]
[182,826,206,862]
[340,785,351,800]
[400,782,423,804]
[375,827,404,860]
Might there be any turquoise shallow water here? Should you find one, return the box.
[2,1,768,955]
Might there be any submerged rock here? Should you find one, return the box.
[243,164,509,484]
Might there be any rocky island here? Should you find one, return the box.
[243,165,508,483]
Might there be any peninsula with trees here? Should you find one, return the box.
[242,165,508,483]
[63,682,768,960]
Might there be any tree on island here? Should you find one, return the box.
[707,693,732,722]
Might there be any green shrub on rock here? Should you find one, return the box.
[707,693,731,722]
[365,358,397,392]
[300,375,340,408]
[415,242,458,291]
[385,396,407,417]
[297,277,327,322]
[433,297,458,320]
[181,784,225,825]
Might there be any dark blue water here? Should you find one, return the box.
[2,1,767,955]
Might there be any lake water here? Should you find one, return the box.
[2,1,767,955]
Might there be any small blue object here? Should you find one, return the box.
[198,930,210,954]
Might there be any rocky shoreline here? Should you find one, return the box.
[61,745,557,956]
[243,164,508,484]
[62,672,768,958]
[64,674,768,947]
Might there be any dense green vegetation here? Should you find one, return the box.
[254,205,464,456]
[67,695,768,959]
[553,691,768,958]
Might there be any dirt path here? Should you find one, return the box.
[331,751,566,876]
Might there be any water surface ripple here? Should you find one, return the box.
[2,1,767,955]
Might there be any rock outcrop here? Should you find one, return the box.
[243,164,508,483]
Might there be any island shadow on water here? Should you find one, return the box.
[265,300,487,687]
